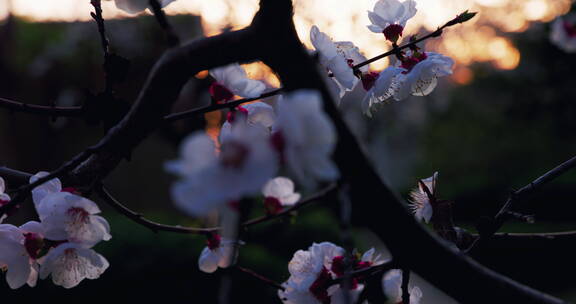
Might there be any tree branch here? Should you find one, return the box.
[467,155,576,252]
[255,1,565,302]
[148,0,180,47]
[97,185,216,234]
[0,96,83,117]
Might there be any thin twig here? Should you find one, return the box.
[330,260,398,285]
[0,97,83,116]
[96,183,336,234]
[236,266,285,290]
[467,155,576,252]
[90,0,110,56]
[148,0,180,47]
[0,147,98,217]
[97,185,217,234]
[163,89,282,123]
[243,183,338,227]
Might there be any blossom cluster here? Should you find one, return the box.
[0,174,111,289]
[310,0,454,116]
[278,242,422,304]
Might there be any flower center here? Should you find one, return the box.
[226,106,249,123]
[220,141,249,169]
[564,21,576,37]
[209,82,235,103]
[23,233,44,259]
[400,51,428,74]
[67,207,90,226]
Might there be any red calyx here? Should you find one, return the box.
[207,233,222,250]
[264,197,283,215]
[24,233,44,259]
[309,267,332,303]
[209,82,234,103]
[361,71,380,91]
[61,187,79,194]
[226,106,248,123]
[400,51,428,74]
[383,24,404,43]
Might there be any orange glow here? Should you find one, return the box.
[195,70,209,79]
[205,110,222,149]
[1,0,573,77]
[452,66,474,85]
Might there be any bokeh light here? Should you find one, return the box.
[2,0,573,76]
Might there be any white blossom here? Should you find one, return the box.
[39,242,109,289]
[310,26,368,98]
[0,222,44,289]
[394,52,454,101]
[262,177,301,207]
[167,120,278,216]
[409,172,438,223]
[220,102,276,141]
[198,235,239,273]
[362,66,404,116]
[110,0,176,14]
[36,192,111,247]
[210,64,266,101]
[274,90,339,188]
[367,0,417,42]
[382,269,423,304]
[279,242,345,304]
[550,14,576,53]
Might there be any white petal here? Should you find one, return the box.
[0,177,5,194]
[0,241,30,289]
[165,132,217,176]
[19,221,44,235]
[382,269,402,303]
[262,177,295,198]
[368,11,388,29]
[41,243,109,289]
[367,24,384,33]
[29,171,62,209]
[244,102,276,128]
[198,247,221,273]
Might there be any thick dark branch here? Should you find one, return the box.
[97,185,216,234]
[256,1,565,302]
[0,97,83,117]
[69,27,260,185]
[468,155,576,252]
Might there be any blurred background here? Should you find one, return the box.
[1,0,576,302]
